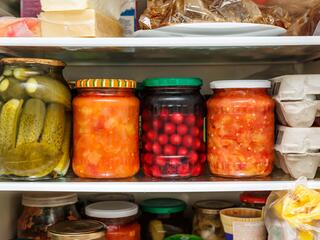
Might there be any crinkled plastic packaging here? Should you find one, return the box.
[0,17,40,37]
[265,181,320,240]
[140,0,320,35]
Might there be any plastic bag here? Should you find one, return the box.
[139,0,320,35]
[264,178,320,240]
[0,17,40,37]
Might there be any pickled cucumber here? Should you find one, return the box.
[3,66,14,77]
[2,142,61,177]
[41,103,65,150]
[13,68,41,81]
[25,76,71,109]
[0,77,26,100]
[53,113,71,176]
[17,98,46,146]
[0,99,24,153]
[149,220,165,240]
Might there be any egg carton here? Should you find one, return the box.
[275,99,320,127]
[275,151,320,179]
[275,125,320,153]
[272,74,320,101]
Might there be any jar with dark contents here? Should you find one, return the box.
[47,220,105,240]
[141,198,188,240]
[192,200,234,240]
[240,191,270,209]
[85,201,140,240]
[141,78,206,178]
[17,193,80,240]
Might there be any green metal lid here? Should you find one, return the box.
[143,78,203,87]
[141,198,187,215]
[165,234,203,240]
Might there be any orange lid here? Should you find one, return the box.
[75,79,136,89]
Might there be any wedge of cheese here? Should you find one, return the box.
[40,0,125,20]
[39,9,123,37]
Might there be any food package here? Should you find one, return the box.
[265,180,320,240]
[272,75,320,101]
[21,0,41,18]
[0,17,40,37]
[275,99,320,128]
[40,0,126,20]
[39,9,123,37]
[120,0,137,36]
[275,151,320,179]
[140,0,320,36]
[275,126,320,154]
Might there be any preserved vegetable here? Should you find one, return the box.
[0,58,71,179]
[73,79,139,178]
[207,80,274,178]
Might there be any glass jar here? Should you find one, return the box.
[192,200,234,240]
[240,191,270,209]
[207,80,275,178]
[0,58,71,180]
[17,193,80,239]
[72,79,140,178]
[86,201,140,240]
[141,198,188,240]
[48,220,105,240]
[141,78,206,178]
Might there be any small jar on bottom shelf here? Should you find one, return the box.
[72,79,140,179]
[141,198,188,240]
[0,58,72,180]
[207,80,275,178]
[85,201,141,240]
[48,220,105,240]
[192,200,234,240]
[141,78,206,179]
[17,193,80,240]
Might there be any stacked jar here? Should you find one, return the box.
[141,78,206,178]
[207,80,275,178]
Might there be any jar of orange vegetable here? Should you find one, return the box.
[72,79,140,179]
[85,201,140,240]
[207,80,274,178]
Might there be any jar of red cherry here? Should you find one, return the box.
[141,78,206,178]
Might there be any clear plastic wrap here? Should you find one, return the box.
[265,179,320,240]
[0,17,40,37]
[140,0,320,35]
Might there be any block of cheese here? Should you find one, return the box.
[40,0,125,20]
[39,9,123,37]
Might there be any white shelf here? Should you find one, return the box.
[0,37,320,65]
[0,171,318,193]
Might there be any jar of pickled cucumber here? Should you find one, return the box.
[0,58,72,180]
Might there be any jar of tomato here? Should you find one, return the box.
[141,78,206,178]
[207,80,274,178]
[85,201,140,240]
[72,79,139,178]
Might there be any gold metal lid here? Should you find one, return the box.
[193,200,234,215]
[1,58,65,67]
[48,220,105,240]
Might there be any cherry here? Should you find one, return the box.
[186,114,196,126]
[178,164,190,176]
[142,122,150,132]
[197,117,204,127]
[200,143,206,152]
[143,153,153,165]
[142,135,148,143]
[171,113,184,124]
[155,156,166,166]
[200,153,207,164]
[142,110,151,120]
[169,158,181,166]
[152,143,162,155]
[167,166,177,175]
[163,145,176,155]
[191,164,202,176]
[170,134,182,146]
[189,151,199,164]
[177,124,188,135]
[158,134,169,145]
[192,139,201,150]
[143,165,152,177]
[144,142,153,152]
[182,135,193,148]
[151,165,162,177]
[147,131,156,141]
[177,147,188,156]
[159,108,169,120]
[164,123,176,135]
[152,118,162,130]
[191,127,200,137]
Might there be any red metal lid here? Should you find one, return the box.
[240,191,270,205]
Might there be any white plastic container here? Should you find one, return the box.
[272,74,320,101]
[275,126,320,153]
[275,99,320,127]
[275,151,320,179]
